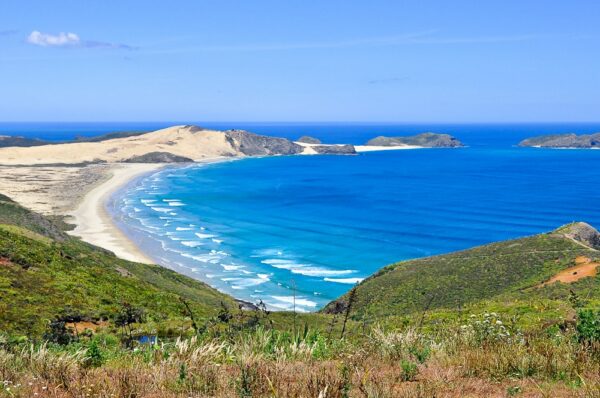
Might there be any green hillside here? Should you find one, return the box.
[0,194,236,337]
[324,223,600,325]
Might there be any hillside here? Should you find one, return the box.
[0,135,49,148]
[519,132,600,148]
[0,194,236,337]
[324,223,600,322]
[366,133,464,148]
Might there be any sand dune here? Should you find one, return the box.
[0,125,238,165]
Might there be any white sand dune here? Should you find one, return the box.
[0,125,238,165]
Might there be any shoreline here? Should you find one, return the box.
[68,157,232,265]
[68,163,165,264]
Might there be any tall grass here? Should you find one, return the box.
[0,321,598,397]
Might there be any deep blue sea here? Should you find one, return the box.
[3,122,600,311]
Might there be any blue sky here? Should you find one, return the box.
[1,1,599,122]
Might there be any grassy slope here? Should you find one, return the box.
[324,224,600,325]
[0,195,237,337]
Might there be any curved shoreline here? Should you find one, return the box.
[68,163,165,264]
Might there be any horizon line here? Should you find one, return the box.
[1,120,600,125]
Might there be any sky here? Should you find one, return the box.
[0,1,599,122]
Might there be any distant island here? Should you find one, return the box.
[365,132,464,148]
[519,133,600,148]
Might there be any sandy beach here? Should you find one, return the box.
[354,145,423,152]
[68,163,164,264]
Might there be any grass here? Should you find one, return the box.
[0,197,237,338]
[324,224,600,329]
[0,314,598,397]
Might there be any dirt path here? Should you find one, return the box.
[539,256,599,287]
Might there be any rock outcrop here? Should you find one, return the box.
[297,136,322,144]
[223,130,304,156]
[123,152,194,163]
[366,133,463,148]
[518,133,600,148]
[555,222,600,250]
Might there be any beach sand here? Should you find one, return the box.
[295,141,424,154]
[354,145,423,152]
[0,163,160,263]
[68,163,164,264]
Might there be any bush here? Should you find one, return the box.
[460,313,520,345]
[83,340,104,368]
[576,309,600,343]
[44,319,76,345]
[400,360,418,381]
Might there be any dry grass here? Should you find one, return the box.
[0,324,598,398]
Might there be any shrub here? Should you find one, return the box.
[460,313,520,345]
[576,309,600,343]
[83,340,104,368]
[400,360,418,381]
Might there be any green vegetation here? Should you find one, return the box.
[0,194,236,338]
[0,193,598,396]
[0,311,598,397]
[324,223,600,330]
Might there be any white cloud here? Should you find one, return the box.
[27,31,80,47]
[26,30,135,50]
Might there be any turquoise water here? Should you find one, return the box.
[3,122,598,310]
[99,123,600,311]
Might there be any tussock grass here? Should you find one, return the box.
[0,321,598,397]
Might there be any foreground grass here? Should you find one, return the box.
[0,312,598,398]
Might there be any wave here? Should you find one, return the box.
[251,248,284,257]
[270,296,318,307]
[324,277,364,284]
[221,264,243,271]
[261,259,355,277]
[181,252,222,263]
[212,238,223,244]
[195,232,216,239]
[181,241,203,247]
[151,207,173,213]
[176,227,193,231]
[232,277,268,289]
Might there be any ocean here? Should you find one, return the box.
[3,122,600,311]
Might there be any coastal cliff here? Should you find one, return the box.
[366,132,464,148]
[223,129,304,156]
[519,133,600,148]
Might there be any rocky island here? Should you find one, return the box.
[296,136,322,144]
[365,132,464,148]
[518,133,600,148]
